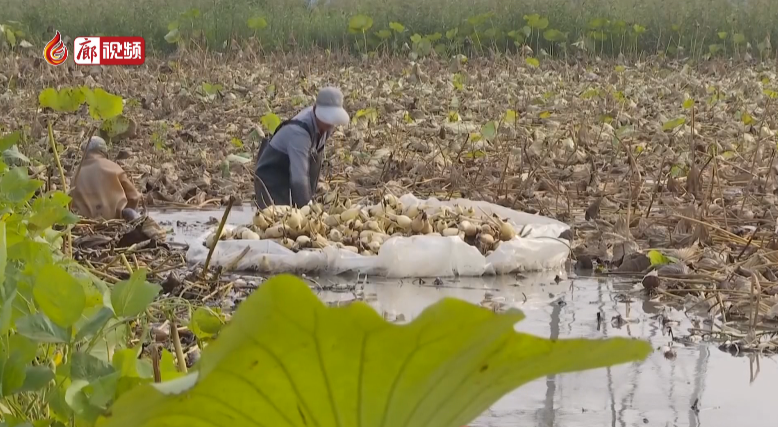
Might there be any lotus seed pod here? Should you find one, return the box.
[324,214,340,227]
[478,232,495,246]
[253,212,270,229]
[280,237,295,249]
[296,235,311,247]
[260,206,276,219]
[263,224,288,239]
[481,223,493,235]
[404,204,420,219]
[310,233,329,249]
[458,220,477,237]
[330,204,345,215]
[411,212,426,233]
[340,207,360,222]
[241,229,260,240]
[359,230,376,240]
[420,217,433,234]
[373,233,390,243]
[368,204,385,217]
[442,227,460,237]
[285,210,303,229]
[306,218,323,235]
[393,214,412,229]
[499,220,517,241]
[324,192,338,204]
[384,194,398,207]
[222,227,235,240]
[328,228,343,242]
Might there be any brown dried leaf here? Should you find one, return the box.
[616,253,651,273]
[585,196,603,221]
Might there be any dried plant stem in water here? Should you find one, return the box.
[202,195,235,278]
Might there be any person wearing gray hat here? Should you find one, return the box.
[253,86,350,209]
[70,136,141,220]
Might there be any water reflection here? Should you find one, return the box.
[536,299,561,426]
[149,208,775,427]
[311,274,772,427]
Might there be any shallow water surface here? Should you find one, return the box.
[153,206,255,246]
[150,208,775,427]
[312,274,775,427]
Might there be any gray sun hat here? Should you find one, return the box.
[313,87,349,126]
[84,136,108,155]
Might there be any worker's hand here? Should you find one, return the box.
[121,208,141,221]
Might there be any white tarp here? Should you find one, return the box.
[185,194,570,277]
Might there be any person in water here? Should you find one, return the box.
[70,136,141,220]
[253,86,350,209]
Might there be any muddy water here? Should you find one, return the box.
[153,206,256,246]
[151,208,775,427]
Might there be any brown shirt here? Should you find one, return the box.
[70,153,140,220]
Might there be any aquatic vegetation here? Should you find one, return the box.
[99,274,651,427]
[2,0,776,59]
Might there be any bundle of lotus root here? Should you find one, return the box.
[205,195,529,256]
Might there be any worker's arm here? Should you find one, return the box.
[119,172,141,210]
[286,133,314,208]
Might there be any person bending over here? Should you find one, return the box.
[70,136,141,220]
[253,86,349,209]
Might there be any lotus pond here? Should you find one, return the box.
[146,207,776,427]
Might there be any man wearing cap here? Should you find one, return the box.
[254,86,349,209]
[70,136,142,221]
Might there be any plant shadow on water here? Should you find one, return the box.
[151,208,774,427]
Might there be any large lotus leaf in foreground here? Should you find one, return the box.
[99,274,652,427]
